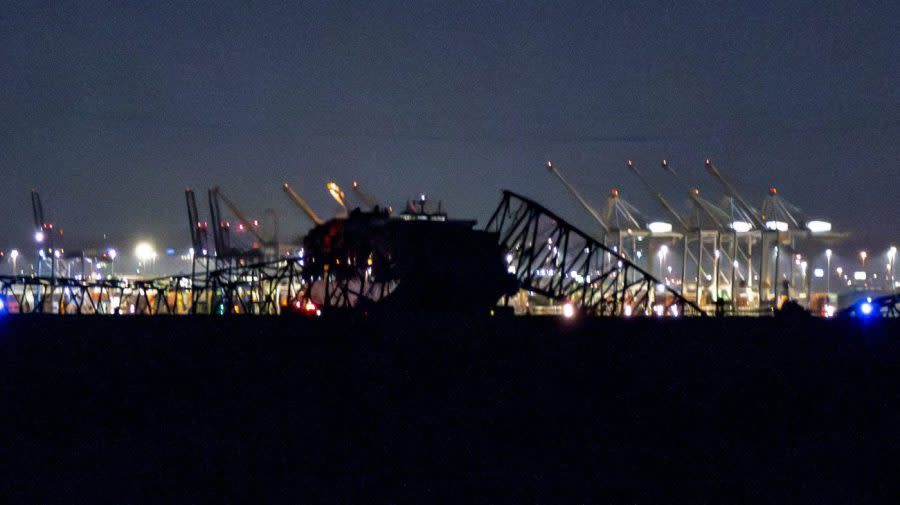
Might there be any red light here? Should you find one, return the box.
[691,188,700,196]
[769,187,778,195]
[610,188,619,197]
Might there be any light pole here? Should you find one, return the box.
[108,248,117,278]
[658,245,669,282]
[34,230,46,309]
[9,249,18,275]
[800,260,809,301]
[135,242,156,277]
[714,248,721,301]
[34,230,45,276]
[825,249,832,294]
[889,246,897,290]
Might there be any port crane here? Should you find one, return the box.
[624,161,710,294]
[213,186,269,249]
[30,189,57,310]
[625,160,689,231]
[703,160,764,229]
[282,183,324,226]
[546,161,610,235]
[700,160,773,304]
[185,189,208,254]
[207,188,233,261]
[351,181,380,210]
[31,189,57,275]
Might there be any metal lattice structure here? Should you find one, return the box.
[486,191,706,317]
[0,257,309,316]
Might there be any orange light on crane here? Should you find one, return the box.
[326,181,346,208]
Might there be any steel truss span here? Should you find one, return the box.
[0,258,309,316]
[486,191,706,317]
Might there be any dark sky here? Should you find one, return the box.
[2,0,897,252]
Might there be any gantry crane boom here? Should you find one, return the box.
[604,188,643,230]
[703,160,764,228]
[262,208,279,244]
[282,183,325,226]
[207,188,229,257]
[688,188,730,229]
[31,189,45,232]
[546,161,609,234]
[213,187,268,245]
[625,160,690,231]
[351,180,379,210]
[185,189,206,252]
[625,161,713,284]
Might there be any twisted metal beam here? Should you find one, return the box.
[486,190,706,317]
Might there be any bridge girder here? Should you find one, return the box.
[486,191,706,317]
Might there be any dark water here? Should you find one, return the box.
[1,314,898,503]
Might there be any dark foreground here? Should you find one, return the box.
[1,314,898,503]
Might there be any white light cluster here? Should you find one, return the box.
[805,220,832,233]
[765,221,789,232]
[647,221,672,234]
[729,221,753,233]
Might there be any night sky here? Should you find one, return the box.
[2,0,897,253]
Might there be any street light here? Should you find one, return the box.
[860,250,867,266]
[10,249,18,275]
[825,249,832,294]
[108,248,117,277]
[34,230,45,278]
[658,245,669,280]
[135,242,157,276]
[889,246,897,289]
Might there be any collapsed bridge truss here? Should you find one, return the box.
[0,258,308,316]
[486,191,706,317]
